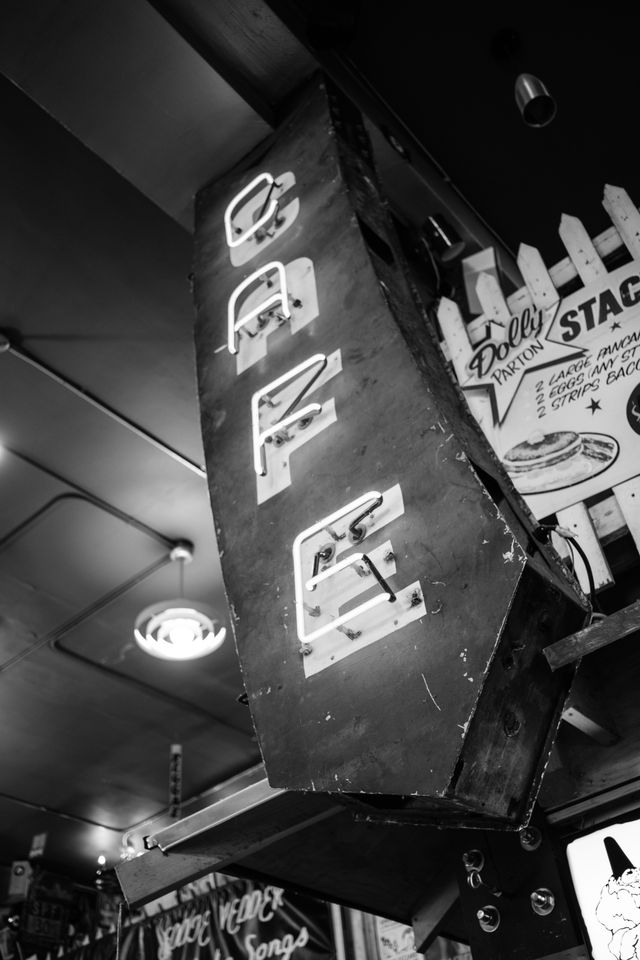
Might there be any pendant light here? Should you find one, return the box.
[514,73,557,128]
[422,214,466,264]
[489,29,557,129]
[134,542,226,661]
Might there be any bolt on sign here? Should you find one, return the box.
[193,76,588,826]
[439,185,640,521]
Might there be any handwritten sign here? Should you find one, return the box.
[153,881,328,960]
[58,880,331,960]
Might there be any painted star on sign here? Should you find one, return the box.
[587,398,602,413]
[461,302,585,424]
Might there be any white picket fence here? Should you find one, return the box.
[438,184,640,596]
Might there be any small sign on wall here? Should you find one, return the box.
[360,913,470,960]
[371,916,422,960]
[567,821,640,960]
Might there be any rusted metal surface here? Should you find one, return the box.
[453,813,585,960]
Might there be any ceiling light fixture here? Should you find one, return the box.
[134,542,226,661]
[514,73,557,128]
[422,214,466,264]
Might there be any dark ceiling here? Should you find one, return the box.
[1,0,640,892]
[0,0,313,884]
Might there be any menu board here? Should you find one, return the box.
[461,263,640,517]
[445,184,640,522]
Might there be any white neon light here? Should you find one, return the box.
[227,262,291,355]
[224,172,279,249]
[292,491,392,646]
[305,552,367,592]
[251,354,326,476]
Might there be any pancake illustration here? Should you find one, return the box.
[596,836,640,960]
[503,431,581,473]
[502,430,619,494]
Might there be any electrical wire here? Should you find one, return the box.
[564,533,603,614]
[1,335,206,479]
[558,534,576,575]
[115,902,123,960]
[537,523,604,616]
[421,232,442,298]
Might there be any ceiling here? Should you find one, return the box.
[1,0,640,894]
[0,0,314,884]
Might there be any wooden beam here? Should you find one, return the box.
[411,867,459,953]
[146,0,277,125]
[544,601,640,671]
[560,665,619,746]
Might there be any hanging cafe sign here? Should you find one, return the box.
[192,76,587,826]
[453,191,640,519]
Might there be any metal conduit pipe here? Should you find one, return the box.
[0,491,173,555]
[0,554,173,673]
[0,453,251,735]
[0,550,251,735]
[51,631,253,736]
[0,332,206,478]
[3,446,176,548]
[0,790,125,832]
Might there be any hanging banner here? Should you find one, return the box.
[152,880,331,960]
[63,880,333,960]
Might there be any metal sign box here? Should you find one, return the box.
[193,77,588,827]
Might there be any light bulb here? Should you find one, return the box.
[166,618,199,647]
